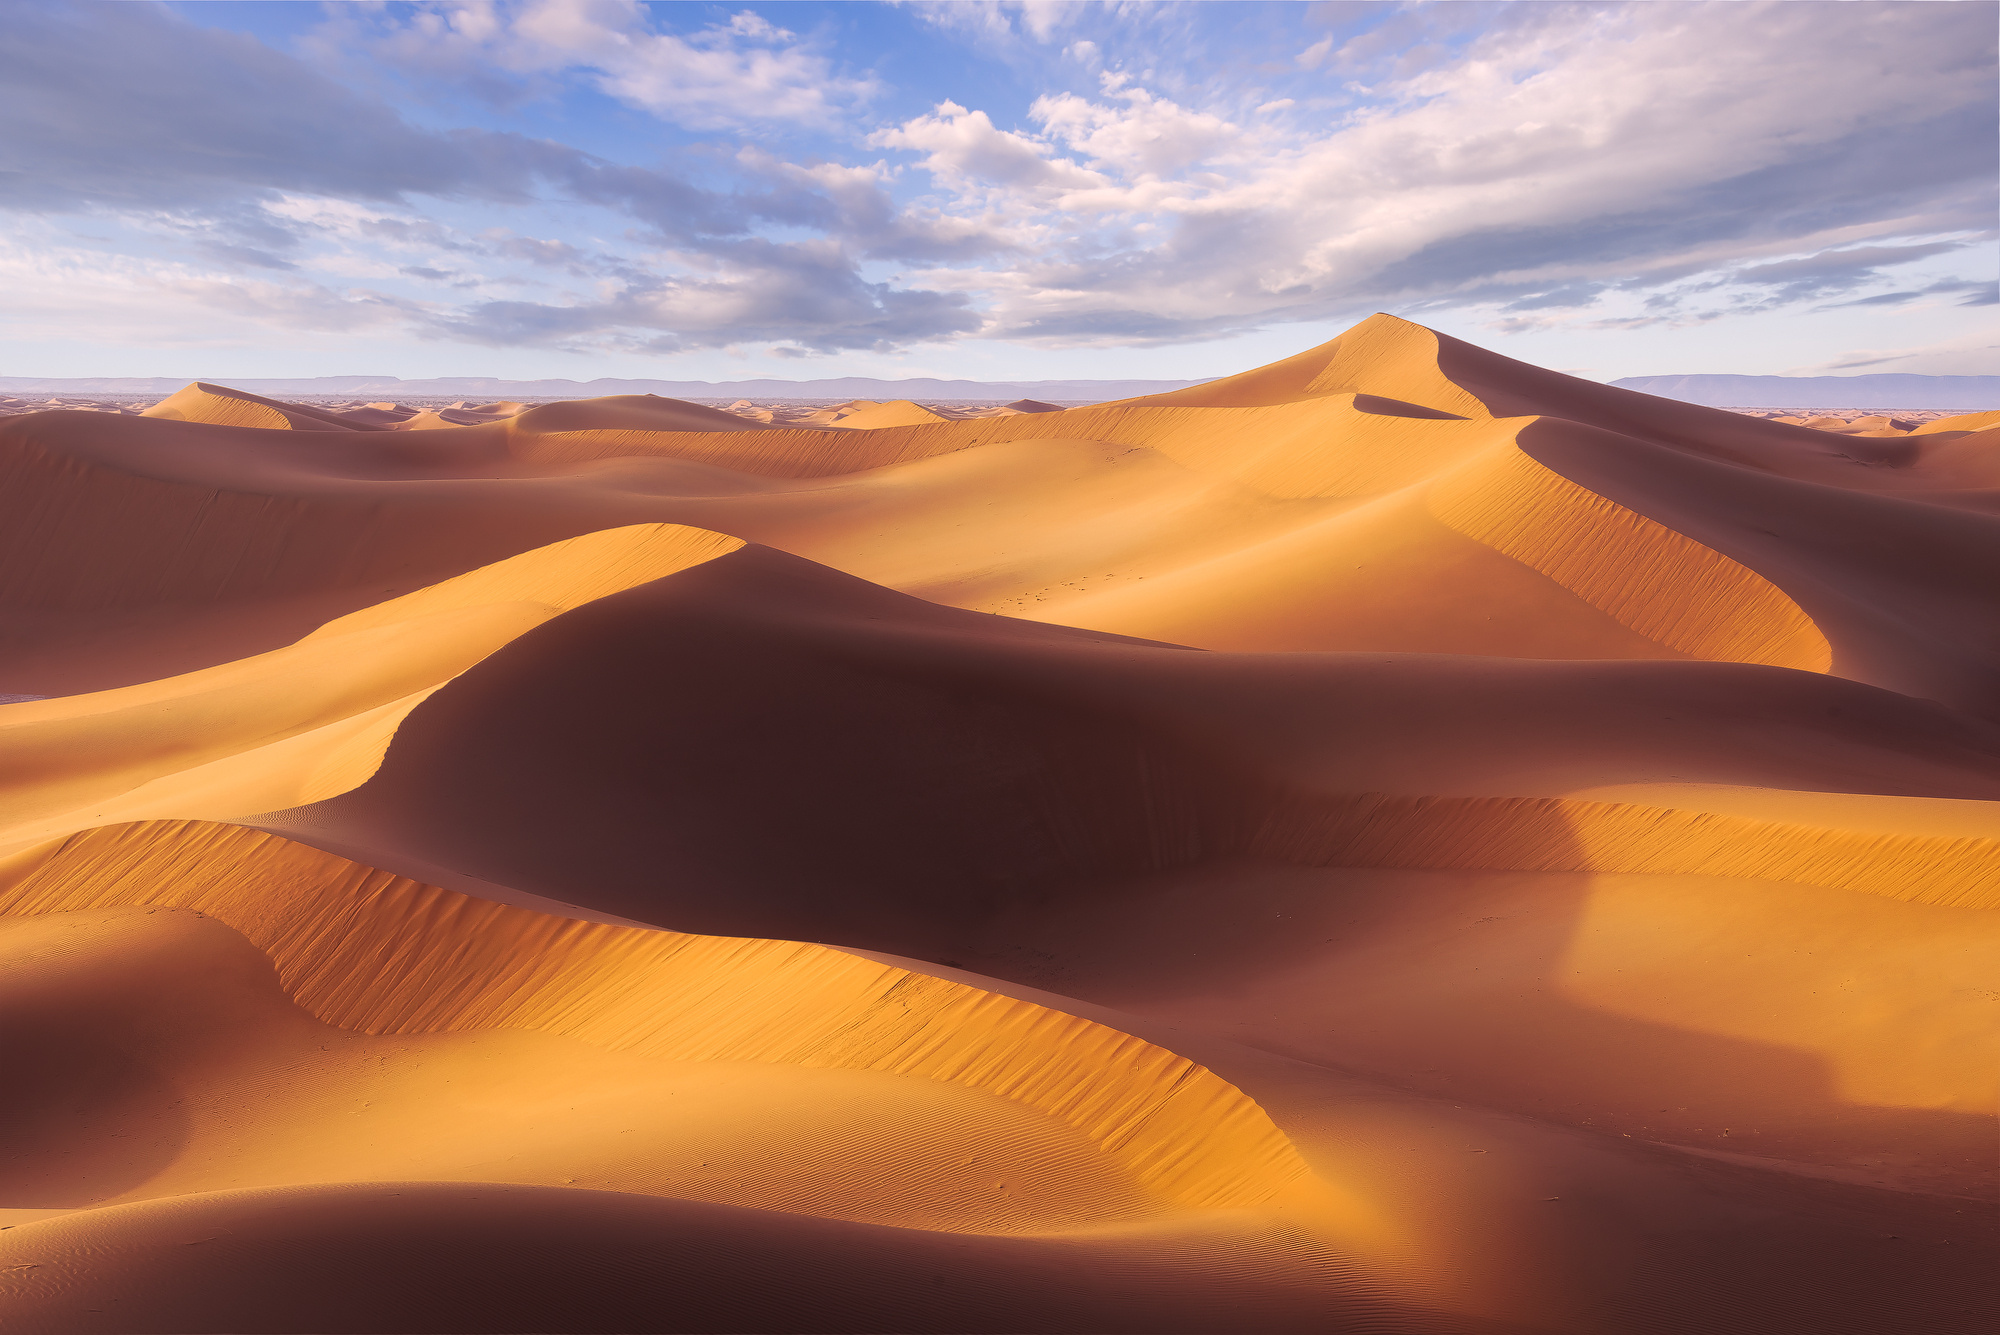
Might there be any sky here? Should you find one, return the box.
[1,0,1994,384]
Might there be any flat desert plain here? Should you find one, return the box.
[1,314,1995,1333]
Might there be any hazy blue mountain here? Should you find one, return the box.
[0,374,1212,403]
[1612,374,2000,409]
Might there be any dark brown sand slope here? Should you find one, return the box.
[0,314,1994,1334]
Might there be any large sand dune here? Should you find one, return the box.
[1,314,1993,1333]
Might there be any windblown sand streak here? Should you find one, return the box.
[1426,447,1833,670]
[3,312,1996,1333]
[1253,791,2000,909]
[0,819,1310,1211]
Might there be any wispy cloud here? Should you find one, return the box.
[0,1,1992,372]
[336,1,875,127]
[878,2,1997,345]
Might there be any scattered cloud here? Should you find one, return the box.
[1032,84,1241,180]
[0,4,570,215]
[1,0,1992,370]
[871,101,1103,192]
[873,1,1998,345]
[429,247,984,354]
[0,1,979,354]
[333,0,873,127]
[1732,241,1969,300]
[1824,277,1998,311]
[1812,328,2000,376]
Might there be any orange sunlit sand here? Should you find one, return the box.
[1,314,1994,1333]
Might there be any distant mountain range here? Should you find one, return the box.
[0,374,1214,402]
[1611,373,2000,409]
[6,370,1993,410]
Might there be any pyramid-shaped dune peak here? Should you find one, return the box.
[4,311,1998,1334]
[1101,313,1458,413]
[142,381,375,431]
[826,398,954,429]
[509,393,766,433]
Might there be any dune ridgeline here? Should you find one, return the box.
[0,313,1994,1334]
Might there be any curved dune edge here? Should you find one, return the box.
[1912,408,2000,436]
[0,526,746,849]
[517,394,1496,492]
[1426,447,1833,670]
[300,522,744,641]
[517,415,1832,671]
[141,382,375,433]
[0,1181,1409,1335]
[1,311,1847,685]
[1254,792,2000,910]
[140,383,302,431]
[0,429,558,613]
[829,399,956,429]
[0,819,1312,1212]
[511,394,768,434]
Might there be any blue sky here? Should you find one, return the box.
[2,1,1994,383]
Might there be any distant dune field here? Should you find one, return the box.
[0,314,1994,1334]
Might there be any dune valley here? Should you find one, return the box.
[0,314,1995,1333]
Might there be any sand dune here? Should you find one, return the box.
[14,314,1995,703]
[824,398,956,428]
[141,381,376,431]
[2,313,1994,1333]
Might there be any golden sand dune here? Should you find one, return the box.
[0,525,741,846]
[140,381,376,432]
[824,398,956,428]
[1,821,1305,1215]
[10,314,1997,707]
[2,314,1995,1333]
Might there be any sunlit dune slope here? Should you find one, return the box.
[290,544,2000,930]
[0,1181,1406,1335]
[0,819,1308,1217]
[4,311,1999,1333]
[141,382,374,432]
[1912,408,2000,436]
[12,314,1998,707]
[510,393,768,433]
[0,525,740,849]
[827,398,956,428]
[1515,416,2000,713]
[256,543,1998,1199]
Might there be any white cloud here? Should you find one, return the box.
[1816,329,2000,377]
[869,2,1999,346]
[1013,1,1074,43]
[1031,85,1241,179]
[5,0,1991,375]
[0,231,430,346]
[911,1,1078,44]
[870,101,1103,192]
[355,0,872,126]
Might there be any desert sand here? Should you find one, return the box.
[0,313,1993,1334]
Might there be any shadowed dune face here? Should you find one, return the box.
[0,1181,1430,1335]
[309,545,2000,940]
[4,313,1998,1334]
[0,832,1310,1222]
[9,313,1997,711]
[273,544,2000,1198]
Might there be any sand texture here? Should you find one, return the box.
[1,313,1994,1334]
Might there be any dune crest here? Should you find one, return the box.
[2,818,1311,1214]
[4,313,1996,1332]
[0,525,742,849]
[141,381,374,431]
